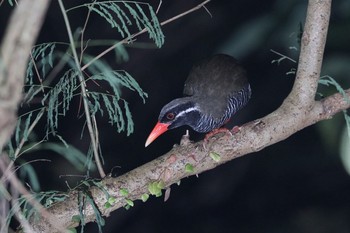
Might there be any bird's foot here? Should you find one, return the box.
[230,125,241,134]
[203,128,232,150]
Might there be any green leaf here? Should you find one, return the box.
[18,161,41,191]
[156,180,165,189]
[43,69,78,135]
[185,163,194,173]
[104,202,112,209]
[125,199,134,207]
[71,215,80,223]
[86,195,105,232]
[83,56,148,136]
[119,188,129,197]
[73,1,164,47]
[67,228,77,233]
[209,152,221,162]
[319,75,350,103]
[141,193,149,202]
[108,196,117,204]
[26,42,56,85]
[148,182,158,195]
[148,181,162,197]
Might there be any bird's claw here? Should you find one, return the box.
[230,125,241,134]
[203,128,234,150]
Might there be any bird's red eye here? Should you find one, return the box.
[166,112,175,120]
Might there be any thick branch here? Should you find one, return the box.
[32,88,349,232]
[286,0,331,107]
[30,0,347,232]
[0,0,51,151]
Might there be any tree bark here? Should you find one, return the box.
[0,0,51,151]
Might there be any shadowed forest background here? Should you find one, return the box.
[1,0,350,232]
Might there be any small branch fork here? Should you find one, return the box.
[30,0,350,231]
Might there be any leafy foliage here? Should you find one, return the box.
[26,43,56,84]
[3,1,165,231]
[1,191,68,232]
[72,1,165,48]
[88,72,146,135]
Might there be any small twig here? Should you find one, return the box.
[91,114,104,173]
[13,108,45,159]
[270,49,297,64]
[79,1,95,64]
[202,5,212,18]
[29,53,45,93]
[58,0,106,178]
[156,0,162,14]
[160,0,211,26]
[10,184,35,233]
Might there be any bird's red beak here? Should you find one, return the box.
[145,121,170,147]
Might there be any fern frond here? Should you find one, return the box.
[86,195,105,232]
[82,52,147,135]
[42,69,79,135]
[15,112,33,146]
[23,84,51,104]
[91,70,147,102]
[26,43,56,84]
[83,54,147,100]
[2,190,68,233]
[7,108,45,158]
[90,2,132,38]
[124,2,164,47]
[79,1,164,48]
[123,100,134,136]
[89,92,135,134]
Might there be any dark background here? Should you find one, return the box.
[1,0,350,232]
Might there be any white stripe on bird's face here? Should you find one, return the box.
[175,106,200,119]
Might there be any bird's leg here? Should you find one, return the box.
[204,117,240,143]
[203,124,242,149]
[203,127,232,149]
[205,128,232,140]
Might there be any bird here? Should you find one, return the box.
[145,54,251,147]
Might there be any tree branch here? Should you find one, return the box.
[30,0,346,232]
[0,1,70,233]
[0,0,51,152]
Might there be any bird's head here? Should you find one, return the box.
[145,97,201,147]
